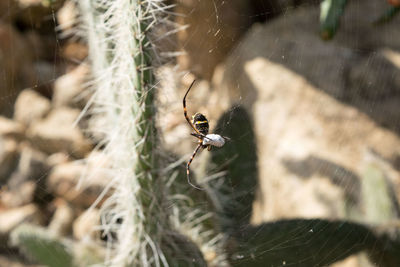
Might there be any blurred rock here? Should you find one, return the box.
[53,64,90,108]
[217,3,400,129]
[0,204,42,244]
[18,0,52,8]
[334,0,400,50]
[62,42,88,62]
[23,33,59,96]
[0,138,19,184]
[25,30,58,63]
[14,89,51,126]
[217,4,400,223]
[346,48,400,129]
[0,181,36,208]
[174,0,321,80]
[57,0,78,34]
[47,152,70,167]
[176,0,253,80]
[27,107,92,158]
[14,0,64,32]
[348,49,400,100]
[16,145,48,183]
[73,208,100,241]
[1,145,49,208]
[0,23,35,116]
[48,198,74,236]
[32,61,58,95]
[250,0,321,21]
[47,153,111,208]
[330,253,371,267]
[0,1,19,22]
[388,0,400,6]
[0,117,25,140]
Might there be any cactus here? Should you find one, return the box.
[361,163,395,224]
[10,224,74,267]
[76,0,216,266]
[78,0,170,265]
[10,223,104,266]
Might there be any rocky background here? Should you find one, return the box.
[0,0,400,266]
[164,0,400,266]
[0,1,101,266]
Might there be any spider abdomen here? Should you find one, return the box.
[192,113,209,135]
[203,134,225,147]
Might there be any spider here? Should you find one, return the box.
[183,79,229,190]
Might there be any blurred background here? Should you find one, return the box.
[0,0,400,266]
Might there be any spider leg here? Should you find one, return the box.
[183,79,203,136]
[187,143,204,190]
[190,132,207,139]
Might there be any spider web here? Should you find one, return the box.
[164,0,400,266]
[1,0,400,267]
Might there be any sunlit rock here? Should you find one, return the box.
[14,89,51,126]
[27,107,92,158]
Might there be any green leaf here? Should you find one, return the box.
[10,224,73,267]
[320,0,348,40]
[374,6,400,25]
